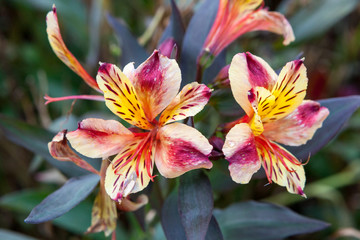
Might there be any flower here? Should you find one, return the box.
[61,50,213,201]
[202,0,295,58]
[222,52,329,196]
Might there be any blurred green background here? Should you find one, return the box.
[0,0,360,239]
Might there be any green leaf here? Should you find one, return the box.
[288,96,360,160]
[0,229,36,240]
[0,115,94,177]
[289,0,359,43]
[178,170,214,240]
[25,174,99,223]
[214,201,330,240]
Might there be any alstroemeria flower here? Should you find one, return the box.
[202,0,295,58]
[223,52,329,196]
[64,50,213,201]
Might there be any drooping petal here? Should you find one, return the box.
[66,118,134,159]
[117,194,149,212]
[86,160,117,236]
[256,136,306,196]
[222,123,261,184]
[131,50,181,121]
[104,133,156,201]
[155,123,213,178]
[239,9,295,46]
[159,83,212,125]
[262,59,308,123]
[96,63,153,130]
[48,130,99,175]
[263,100,329,146]
[46,5,99,91]
[229,52,277,116]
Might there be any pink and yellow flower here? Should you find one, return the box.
[203,0,295,57]
[223,52,329,196]
[61,50,213,201]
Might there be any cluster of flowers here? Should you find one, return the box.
[45,0,329,235]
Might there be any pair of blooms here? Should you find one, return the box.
[49,47,329,200]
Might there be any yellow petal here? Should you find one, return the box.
[46,5,99,91]
[262,59,308,124]
[159,83,212,125]
[96,63,153,130]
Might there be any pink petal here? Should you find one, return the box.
[155,123,213,178]
[159,83,212,125]
[46,5,99,91]
[131,50,181,121]
[66,118,134,159]
[223,123,261,184]
[263,100,329,146]
[229,52,277,116]
[48,130,99,175]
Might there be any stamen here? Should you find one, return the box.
[44,94,104,104]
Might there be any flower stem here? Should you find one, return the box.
[44,94,104,105]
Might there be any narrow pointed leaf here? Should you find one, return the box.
[0,229,36,240]
[178,170,213,240]
[203,50,227,84]
[0,115,93,177]
[161,191,187,240]
[107,14,148,66]
[25,174,99,223]
[180,0,219,84]
[205,216,224,240]
[214,201,329,240]
[288,95,360,160]
[159,0,185,49]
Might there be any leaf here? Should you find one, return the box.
[178,170,213,240]
[180,0,219,85]
[0,229,36,240]
[288,0,359,43]
[205,216,224,240]
[214,201,329,240]
[288,95,360,160]
[25,174,100,223]
[161,191,187,240]
[203,50,227,84]
[159,0,185,49]
[0,115,94,177]
[107,14,148,67]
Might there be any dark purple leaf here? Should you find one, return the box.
[288,95,360,160]
[214,201,329,240]
[0,115,92,177]
[178,170,213,240]
[180,0,219,84]
[106,14,148,67]
[25,174,99,224]
[203,50,227,84]
[205,215,224,240]
[161,191,187,240]
[159,0,185,50]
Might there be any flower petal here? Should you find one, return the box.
[242,9,295,45]
[66,118,134,159]
[105,133,156,201]
[96,63,153,130]
[229,52,277,116]
[48,130,99,175]
[46,5,99,91]
[159,83,212,125]
[223,123,261,184]
[257,138,306,196]
[155,123,213,178]
[263,100,329,146]
[262,59,308,123]
[131,50,181,121]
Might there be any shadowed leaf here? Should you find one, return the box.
[107,14,148,67]
[25,174,99,223]
[214,201,329,240]
[178,170,213,240]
